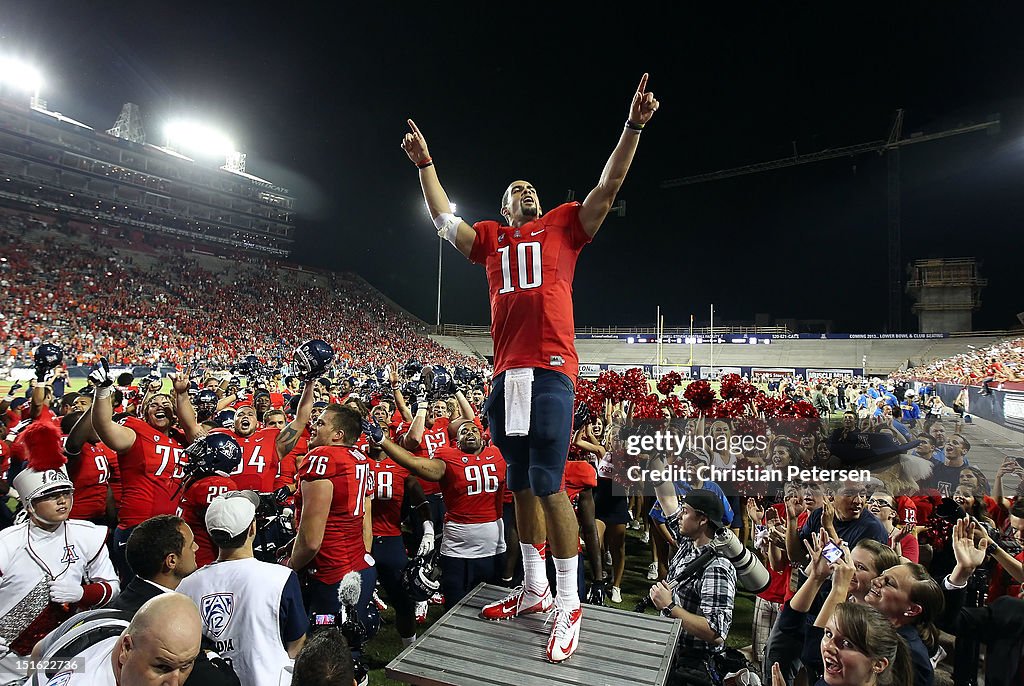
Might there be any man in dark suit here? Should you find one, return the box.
[110,514,199,614]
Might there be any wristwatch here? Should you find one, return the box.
[661,602,677,617]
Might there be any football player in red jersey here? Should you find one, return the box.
[402,73,658,662]
[90,357,188,581]
[62,409,119,526]
[370,417,506,609]
[172,373,315,494]
[289,404,376,637]
[175,432,243,568]
[366,437,430,647]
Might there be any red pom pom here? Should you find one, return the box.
[659,395,686,418]
[574,379,604,415]
[683,380,717,414]
[595,370,624,403]
[631,393,663,420]
[622,368,650,403]
[720,374,758,403]
[17,420,66,472]
[656,371,682,396]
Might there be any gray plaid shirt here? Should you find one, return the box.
[665,521,737,655]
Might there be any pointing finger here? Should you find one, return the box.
[407,118,422,136]
[636,72,649,95]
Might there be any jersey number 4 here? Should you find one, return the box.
[497,242,542,294]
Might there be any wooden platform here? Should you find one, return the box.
[385,584,681,686]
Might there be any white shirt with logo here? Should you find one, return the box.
[0,520,116,683]
[176,557,293,686]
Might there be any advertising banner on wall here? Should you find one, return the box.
[805,368,856,379]
[699,366,742,380]
[750,368,797,382]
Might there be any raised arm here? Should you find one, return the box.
[454,389,476,421]
[366,420,445,482]
[89,358,137,454]
[389,366,413,423]
[578,73,659,238]
[170,374,204,443]
[277,382,315,459]
[402,119,475,259]
[65,405,95,456]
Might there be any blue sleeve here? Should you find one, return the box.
[708,483,734,526]
[800,508,822,541]
[279,571,310,643]
[649,501,666,524]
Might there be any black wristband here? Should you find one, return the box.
[625,120,644,131]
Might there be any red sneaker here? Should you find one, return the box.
[479,585,553,621]
[546,605,582,663]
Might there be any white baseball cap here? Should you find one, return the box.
[205,490,259,538]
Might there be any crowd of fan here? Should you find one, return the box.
[1,349,1020,686]
[0,211,480,373]
[901,336,1024,388]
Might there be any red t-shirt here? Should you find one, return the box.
[369,457,410,537]
[296,445,374,583]
[435,445,506,525]
[115,416,186,528]
[210,427,280,492]
[66,441,118,520]
[470,202,591,381]
[400,418,450,497]
[178,475,239,568]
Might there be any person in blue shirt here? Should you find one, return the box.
[900,391,921,428]
[648,449,733,529]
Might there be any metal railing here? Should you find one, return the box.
[434,324,792,337]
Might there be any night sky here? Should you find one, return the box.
[3,3,1023,332]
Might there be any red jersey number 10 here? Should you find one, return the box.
[497,242,542,294]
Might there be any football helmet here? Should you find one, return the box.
[232,355,261,377]
[181,432,242,480]
[292,340,334,381]
[401,549,442,603]
[195,389,219,421]
[431,366,452,394]
[33,343,63,377]
[212,409,236,429]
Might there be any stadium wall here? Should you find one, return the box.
[929,383,1024,434]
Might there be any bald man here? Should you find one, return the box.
[30,593,202,686]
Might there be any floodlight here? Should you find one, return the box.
[0,58,42,93]
[164,120,235,157]
[449,202,457,213]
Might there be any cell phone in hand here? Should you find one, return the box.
[822,542,843,564]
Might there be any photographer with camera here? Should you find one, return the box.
[177,490,308,686]
[648,489,738,685]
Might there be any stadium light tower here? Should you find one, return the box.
[164,120,245,171]
[0,58,44,109]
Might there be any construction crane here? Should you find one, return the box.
[660,110,1000,332]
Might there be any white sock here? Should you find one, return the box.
[401,635,417,648]
[520,542,547,594]
[553,556,580,610]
